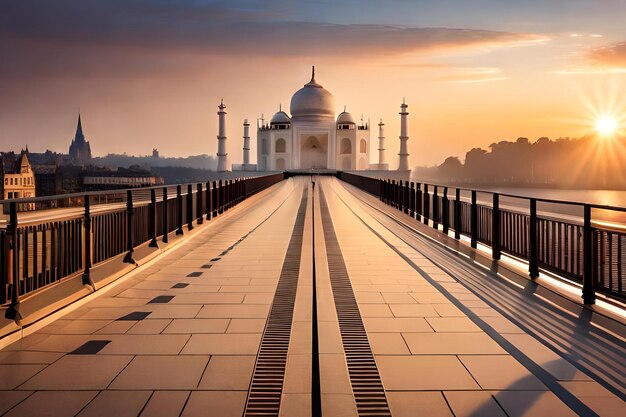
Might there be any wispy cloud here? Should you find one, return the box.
[437,67,509,83]
[0,0,547,80]
[588,41,626,68]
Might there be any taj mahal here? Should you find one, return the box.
[217,67,410,173]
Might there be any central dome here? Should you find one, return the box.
[290,67,335,121]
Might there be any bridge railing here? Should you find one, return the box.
[338,172,626,305]
[0,173,284,309]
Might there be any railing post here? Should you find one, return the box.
[470,190,478,249]
[529,198,539,278]
[206,181,212,221]
[404,181,409,214]
[149,189,159,248]
[442,187,449,234]
[423,184,429,224]
[212,181,218,217]
[196,183,203,225]
[492,193,501,260]
[409,182,415,217]
[433,185,439,229]
[399,180,404,211]
[218,180,224,214]
[454,188,461,239]
[582,204,595,304]
[6,202,21,320]
[416,183,422,221]
[162,187,169,243]
[176,185,184,235]
[82,196,92,285]
[187,184,194,231]
[123,190,136,264]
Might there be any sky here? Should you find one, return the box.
[1,0,625,168]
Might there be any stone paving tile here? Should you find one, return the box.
[139,391,190,417]
[77,390,151,417]
[386,391,454,417]
[226,318,267,333]
[181,391,247,417]
[425,317,482,332]
[363,317,433,333]
[3,390,98,417]
[389,303,440,317]
[0,351,64,364]
[196,304,270,319]
[492,390,578,417]
[280,394,312,417]
[162,318,230,334]
[20,354,132,390]
[111,355,209,389]
[444,391,508,417]
[0,364,47,389]
[40,320,113,335]
[0,390,33,415]
[99,335,190,355]
[180,333,261,354]
[376,355,480,390]
[459,355,546,390]
[368,333,411,354]
[321,393,358,417]
[198,355,255,390]
[126,319,172,335]
[403,332,506,355]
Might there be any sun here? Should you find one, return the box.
[595,116,618,136]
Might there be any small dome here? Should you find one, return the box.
[270,111,291,124]
[337,111,355,124]
[290,67,335,121]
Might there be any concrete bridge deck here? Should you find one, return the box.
[0,177,624,417]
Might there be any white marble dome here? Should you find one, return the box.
[336,111,355,124]
[290,70,335,121]
[270,110,291,124]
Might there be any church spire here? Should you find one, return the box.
[75,113,84,142]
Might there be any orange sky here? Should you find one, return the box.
[1,1,625,168]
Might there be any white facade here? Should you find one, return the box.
[257,68,370,171]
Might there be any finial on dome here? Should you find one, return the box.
[279,103,282,112]
[343,105,347,112]
[311,65,315,81]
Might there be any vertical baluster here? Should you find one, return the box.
[423,184,429,225]
[433,185,439,229]
[149,189,159,247]
[176,185,184,235]
[123,190,135,264]
[582,204,595,304]
[409,182,415,218]
[470,190,477,249]
[454,189,461,240]
[492,193,501,260]
[442,187,449,234]
[197,183,204,224]
[206,181,212,221]
[529,199,539,278]
[6,202,20,319]
[83,195,92,284]
[162,187,169,243]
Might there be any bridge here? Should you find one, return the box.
[0,173,624,417]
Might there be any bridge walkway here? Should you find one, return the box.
[0,176,623,417]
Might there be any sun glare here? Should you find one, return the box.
[595,116,618,136]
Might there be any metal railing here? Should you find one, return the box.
[1,173,284,312]
[338,172,626,305]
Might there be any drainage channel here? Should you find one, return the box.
[319,185,391,417]
[244,187,308,417]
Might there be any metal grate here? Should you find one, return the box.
[319,187,391,417]
[244,188,308,416]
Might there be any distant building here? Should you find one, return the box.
[68,114,92,164]
[1,149,36,202]
[152,148,160,158]
[82,167,163,191]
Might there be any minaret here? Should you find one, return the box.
[398,99,410,171]
[378,119,386,165]
[242,119,250,169]
[217,99,230,172]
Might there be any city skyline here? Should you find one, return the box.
[1,0,625,167]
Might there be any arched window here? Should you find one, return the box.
[340,138,352,154]
[276,158,286,170]
[261,139,268,155]
[360,139,367,153]
[275,138,286,153]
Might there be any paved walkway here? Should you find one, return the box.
[0,177,624,417]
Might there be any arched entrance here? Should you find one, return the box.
[300,135,328,169]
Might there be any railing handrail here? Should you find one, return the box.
[0,173,276,205]
[366,175,626,212]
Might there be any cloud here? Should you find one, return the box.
[436,67,509,83]
[0,0,546,80]
[588,41,626,68]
